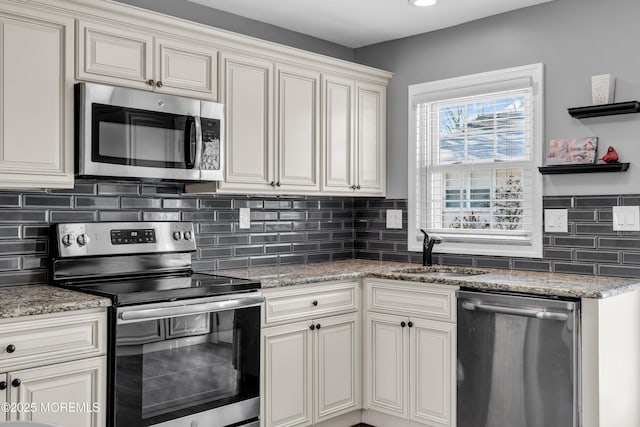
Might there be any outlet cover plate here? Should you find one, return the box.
[239,208,251,229]
[544,209,568,233]
[386,209,403,229]
[613,206,640,231]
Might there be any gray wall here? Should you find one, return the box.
[355,0,640,198]
[115,0,354,61]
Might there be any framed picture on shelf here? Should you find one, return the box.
[546,137,598,165]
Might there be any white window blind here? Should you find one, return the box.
[408,64,543,258]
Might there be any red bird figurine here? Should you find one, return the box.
[600,146,619,163]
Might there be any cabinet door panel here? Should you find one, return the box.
[410,318,455,426]
[9,356,106,427]
[367,312,407,417]
[277,65,320,191]
[323,76,354,193]
[315,313,360,422]
[77,20,153,89]
[356,83,385,195]
[264,322,312,427]
[0,7,73,188]
[0,372,6,421]
[220,53,274,191]
[156,38,217,100]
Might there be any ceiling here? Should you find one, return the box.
[186,0,554,48]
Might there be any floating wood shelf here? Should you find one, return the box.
[568,101,640,118]
[538,162,630,175]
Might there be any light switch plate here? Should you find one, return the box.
[386,209,403,229]
[239,208,251,229]
[613,206,640,231]
[544,209,568,233]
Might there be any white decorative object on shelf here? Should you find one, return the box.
[591,74,615,105]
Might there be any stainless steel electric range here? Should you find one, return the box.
[50,221,262,427]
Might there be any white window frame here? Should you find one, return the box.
[408,63,544,258]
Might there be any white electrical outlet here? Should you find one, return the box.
[239,208,251,229]
[544,209,568,233]
[386,209,403,229]
[613,206,640,231]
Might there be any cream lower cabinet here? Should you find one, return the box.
[0,308,107,426]
[364,279,456,427]
[262,281,361,427]
[264,313,360,427]
[0,2,74,189]
[77,19,218,100]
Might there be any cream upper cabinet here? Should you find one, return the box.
[321,76,386,196]
[0,3,74,189]
[356,82,386,196]
[322,75,355,194]
[77,19,218,100]
[216,51,275,192]
[275,64,321,192]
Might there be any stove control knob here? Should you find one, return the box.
[76,234,89,247]
[173,231,183,241]
[61,234,74,247]
[183,231,193,241]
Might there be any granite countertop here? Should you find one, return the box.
[0,285,111,319]
[218,259,640,299]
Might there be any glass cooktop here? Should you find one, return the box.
[56,272,260,306]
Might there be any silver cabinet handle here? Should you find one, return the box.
[461,301,569,321]
[118,295,264,323]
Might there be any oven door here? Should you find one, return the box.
[77,82,205,181]
[112,293,263,427]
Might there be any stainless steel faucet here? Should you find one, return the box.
[420,229,442,266]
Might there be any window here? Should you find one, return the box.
[408,64,543,258]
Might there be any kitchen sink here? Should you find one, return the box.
[390,267,488,277]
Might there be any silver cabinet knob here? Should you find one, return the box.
[76,234,89,247]
[147,79,155,87]
[173,231,183,241]
[156,81,163,88]
[183,231,193,241]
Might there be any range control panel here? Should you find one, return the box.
[111,229,156,245]
[56,222,196,258]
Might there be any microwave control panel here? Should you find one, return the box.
[200,118,220,171]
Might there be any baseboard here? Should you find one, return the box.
[362,409,434,427]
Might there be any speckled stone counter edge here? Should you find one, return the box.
[219,260,640,299]
[0,285,111,319]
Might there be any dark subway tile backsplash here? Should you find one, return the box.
[354,196,640,279]
[0,179,356,287]
[5,182,640,287]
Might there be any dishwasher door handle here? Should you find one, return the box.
[461,301,569,321]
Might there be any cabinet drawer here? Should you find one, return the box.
[264,281,359,325]
[366,279,456,322]
[0,309,106,370]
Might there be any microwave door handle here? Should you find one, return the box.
[193,115,203,169]
[184,116,196,169]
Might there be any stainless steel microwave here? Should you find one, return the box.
[76,82,224,181]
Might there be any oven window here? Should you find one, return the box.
[114,306,260,426]
[92,103,192,169]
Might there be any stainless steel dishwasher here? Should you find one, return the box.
[457,290,580,427]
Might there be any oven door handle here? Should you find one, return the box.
[118,295,264,323]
